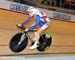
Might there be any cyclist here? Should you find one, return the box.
[17,7,50,49]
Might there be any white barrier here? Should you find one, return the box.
[0,56,75,60]
[0,0,75,22]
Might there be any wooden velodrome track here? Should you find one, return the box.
[0,9,75,57]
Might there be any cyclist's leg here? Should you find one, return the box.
[29,29,42,49]
[30,22,50,49]
[35,22,50,42]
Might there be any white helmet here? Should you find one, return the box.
[27,7,40,15]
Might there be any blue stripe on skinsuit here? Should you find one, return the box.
[29,15,40,29]
[22,17,32,26]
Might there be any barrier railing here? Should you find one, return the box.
[0,0,75,22]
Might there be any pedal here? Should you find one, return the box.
[30,41,35,46]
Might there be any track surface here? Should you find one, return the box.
[0,9,75,57]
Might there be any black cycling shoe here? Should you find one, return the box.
[16,24,25,30]
[31,41,35,46]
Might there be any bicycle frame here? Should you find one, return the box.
[18,29,36,45]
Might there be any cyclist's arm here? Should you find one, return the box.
[22,16,32,25]
[29,15,40,29]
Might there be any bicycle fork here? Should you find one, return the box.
[18,32,27,45]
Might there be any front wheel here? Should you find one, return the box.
[37,33,52,52]
[9,33,28,53]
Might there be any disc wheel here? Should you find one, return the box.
[9,33,28,53]
[37,34,52,52]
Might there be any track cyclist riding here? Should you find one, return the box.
[17,7,50,50]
